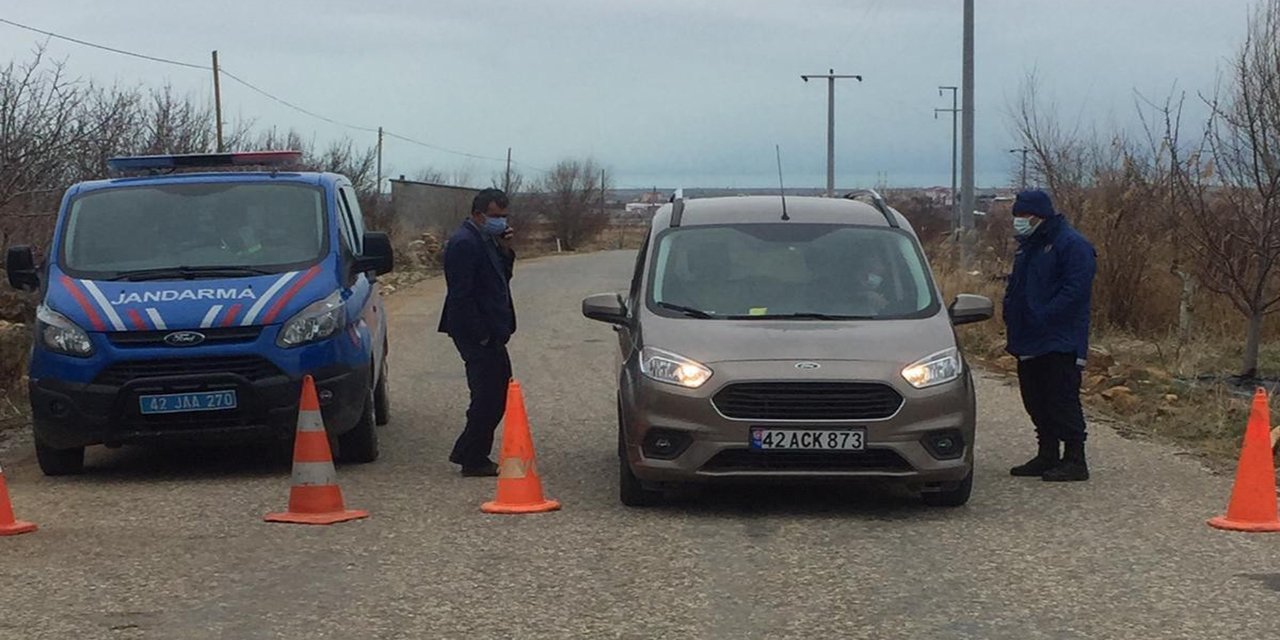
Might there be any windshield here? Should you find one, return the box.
[647,223,938,319]
[60,182,326,278]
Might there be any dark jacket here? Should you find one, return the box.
[1003,214,1096,361]
[437,220,517,345]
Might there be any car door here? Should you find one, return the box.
[616,231,650,384]
[336,186,385,379]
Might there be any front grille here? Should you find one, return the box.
[713,382,904,421]
[107,326,263,348]
[702,449,912,472]
[94,356,284,386]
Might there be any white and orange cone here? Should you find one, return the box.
[0,462,37,536]
[265,375,368,525]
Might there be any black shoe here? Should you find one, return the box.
[460,460,500,477]
[1010,442,1060,477]
[1043,442,1089,482]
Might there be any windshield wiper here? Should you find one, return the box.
[107,265,274,281]
[657,302,717,319]
[728,312,874,320]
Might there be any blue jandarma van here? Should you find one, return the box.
[5,151,393,475]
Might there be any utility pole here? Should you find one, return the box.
[935,86,960,235]
[960,0,976,268]
[211,50,224,153]
[504,147,512,193]
[801,69,862,197]
[376,126,384,195]
[1009,147,1030,189]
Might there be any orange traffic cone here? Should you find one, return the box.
[265,375,369,525]
[481,379,561,514]
[1208,387,1280,532]
[0,462,37,536]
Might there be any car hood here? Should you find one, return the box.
[46,264,334,332]
[638,313,958,366]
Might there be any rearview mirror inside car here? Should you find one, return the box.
[948,294,993,326]
[582,292,628,325]
[6,245,39,292]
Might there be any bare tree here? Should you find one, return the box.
[0,47,90,213]
[535,158,611,251]
[1175,0,1280,378]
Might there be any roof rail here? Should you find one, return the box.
[842,188,899,228]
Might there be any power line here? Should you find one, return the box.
[0,17,207,70]
[0,16,545,171]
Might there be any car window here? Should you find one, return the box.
[61,182,326,277]
[334,189,358,256]
[339,186,365,254]
[647,223,937,319]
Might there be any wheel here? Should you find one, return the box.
[337,388,379,463]
[36,441,85,476]
[921,470,973,507]
[373,359,391,426]
[619,454,663,507]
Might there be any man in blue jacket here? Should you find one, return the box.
[1004,189,1097,482]
[438,188,517,476]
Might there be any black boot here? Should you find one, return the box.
[1010,441,1060,477]
[1043,441,1089,482]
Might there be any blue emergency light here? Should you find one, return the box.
[106,150,303,172]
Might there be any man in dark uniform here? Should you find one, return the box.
[438,188,516,476]
[1004,189,1097,482]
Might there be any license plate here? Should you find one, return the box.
[139,390,238,415]
[750,428,865,451]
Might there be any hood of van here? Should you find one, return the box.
[46,264,334,332]
[639,313,958,367]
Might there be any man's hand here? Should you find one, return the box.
[498,226,516,251]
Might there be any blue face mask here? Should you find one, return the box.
[1013,216,1035,236]
[481,215,508,236]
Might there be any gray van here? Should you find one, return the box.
[582,192,994,506]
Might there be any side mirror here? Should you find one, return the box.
[582,292,628,326]
[355,232,394,277]
[948,294,994,326]
[6,245,39,292]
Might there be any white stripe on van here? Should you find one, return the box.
[241,271,297,326]
[201,305,224,328]
[145,308,167,330]
[79,280,126,331]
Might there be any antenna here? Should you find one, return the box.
[775,144,790,221]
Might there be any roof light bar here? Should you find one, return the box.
[106,150,303,172]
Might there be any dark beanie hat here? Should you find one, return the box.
[1012,189,1056,218]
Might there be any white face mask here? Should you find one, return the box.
[1013,217,1035,236]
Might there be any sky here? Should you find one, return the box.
[0,0,1258,190]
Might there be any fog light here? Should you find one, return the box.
[642,428,691,460]
[923,430,965,460]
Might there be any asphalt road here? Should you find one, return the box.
[1,250,1278,640]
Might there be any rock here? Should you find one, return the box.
[1086,348,1115,373]
[1084,374,1107,392]
[1113,393,1142,415]
[1163,394,1179,403]
[995,355,1018,372]
[1101,385,1133,401]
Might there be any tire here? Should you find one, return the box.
[921,470,973,507]
[619,454,663,507]
[36,441,85,476]
[373,359,390,426]
[337,388,379,463]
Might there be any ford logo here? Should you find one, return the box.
[794,362,821,370]
[163,331,206,347]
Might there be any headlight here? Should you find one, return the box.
[37,305,93,357]
[902,348,962,389]
[640,347,712,389]
[277,291,346,348]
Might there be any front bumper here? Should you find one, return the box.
[29,363,368,450]
[620,359,976,487]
